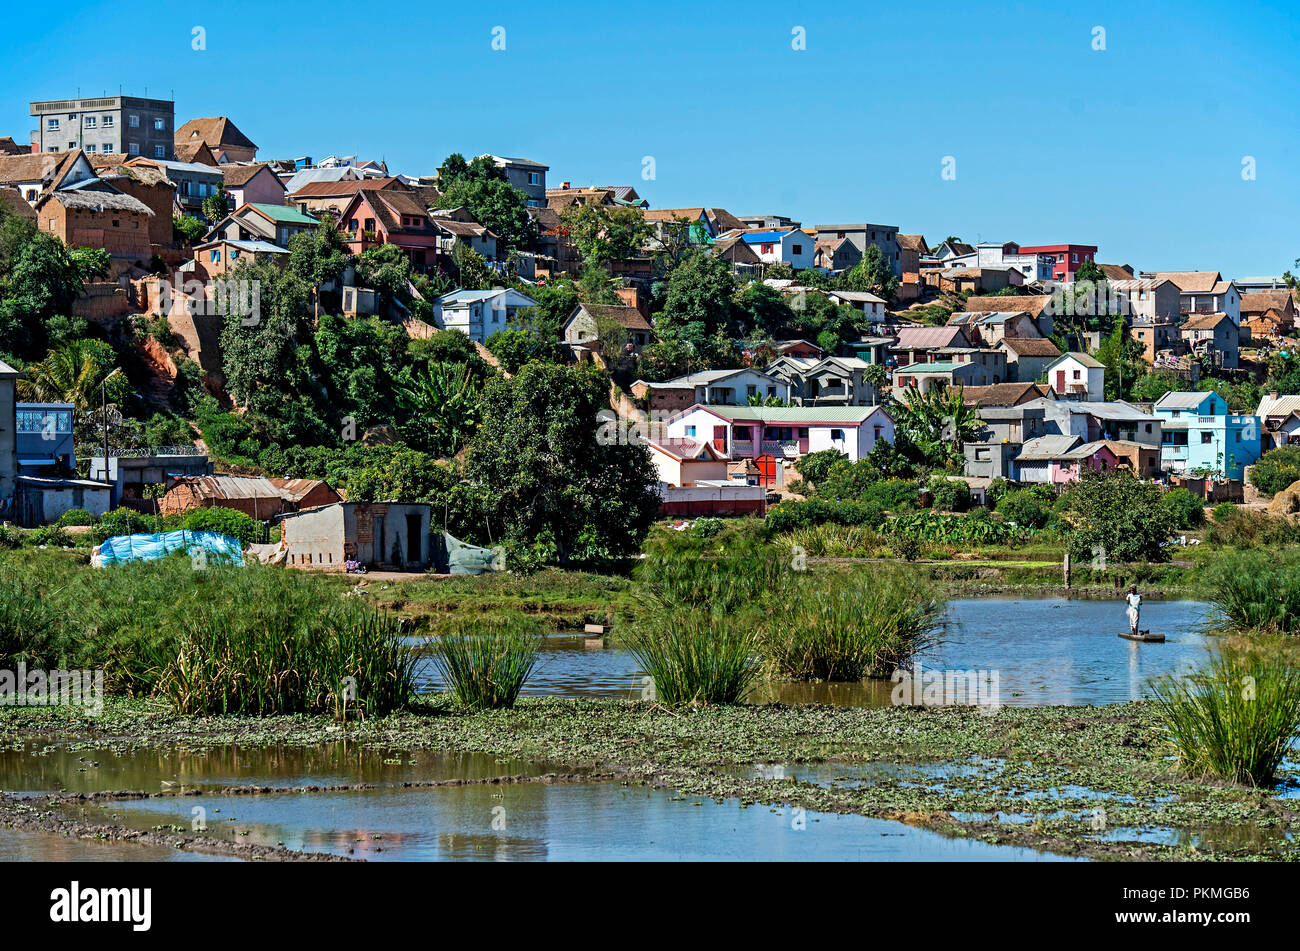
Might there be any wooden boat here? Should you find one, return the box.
[1118,630,1165,643]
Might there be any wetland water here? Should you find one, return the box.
[412,598,1216,707]
[1,597,1220,861]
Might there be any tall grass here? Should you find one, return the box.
[624,606,763,705]
[1206,550,1300,636]
[775,523,888,558]
[763,571,946,681]
[1149,649,1300,786]
[431,617,542,710]
[150,601,415,719]
[0,572,70,669]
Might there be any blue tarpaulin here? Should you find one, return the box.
[94,530,244,567]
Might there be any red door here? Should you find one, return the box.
[755,454,778,486]
[712,426,727,453]
[1055,370,1066,393]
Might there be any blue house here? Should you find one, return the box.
[16,403,76,475]
[1153,391,1260,480]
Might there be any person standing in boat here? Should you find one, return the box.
[1125,585,1142,636]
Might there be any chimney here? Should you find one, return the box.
[1270,390,1279,400]
[560,181,571,189]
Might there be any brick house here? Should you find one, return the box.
[1240,290,1296,340]
[157,475,339,518]
[32,185,153,263]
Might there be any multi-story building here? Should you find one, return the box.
[1016,243,1098,282]
[1153,391,1260,480]
[30,95,174,159]
[485,155,547,207]
[812,223,901,275]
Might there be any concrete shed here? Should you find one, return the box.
[279,502,433,570]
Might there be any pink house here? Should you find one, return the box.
[1017,435,1118,484]
[337,187,440,273]
[220,163,287,209]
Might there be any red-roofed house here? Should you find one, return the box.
[1016,243,1097,282]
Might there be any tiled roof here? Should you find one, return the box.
[1241,291,1294,314]
[1181,312,1232,331]
[0,136,26,156]
[288,177,403,199]
[175,117,257,151]
[220,163,282,188]
[893,326,969,349]
[1149,271,1223,293]
[580,304,653,333]
[1097,263,1135,280]
[963,295,1053,317]
[897,234,928,252]
[1000,337,1061,357]
[961,383,1053,407]
[0,186,35,220]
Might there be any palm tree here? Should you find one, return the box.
[17,341,118,414]
[894,383,982,467]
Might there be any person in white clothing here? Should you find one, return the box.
[1125,585,1142,635]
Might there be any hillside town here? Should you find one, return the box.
[2,93,1297,546]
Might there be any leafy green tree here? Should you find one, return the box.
[16,339,129,439]
[486,327,553,373]
[435,153,534,253]
[840,244,899,301]
[655,250,738,349]
[734,282,796,339]
[202,186,229,225]
[173,215,207,245]
[560,203,652,271]
[357,243,414,311]
[466,362,660,562]
[450,242,494,290]
[1092,321,1145,400]
[0,232,91,359]
[1250,446,1300,496]
[1060,470,1176,563]
[288,216,350,288]
[893,384,982,468]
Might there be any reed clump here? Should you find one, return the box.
[763,570,946,681]
[431,617,542,710]
[1149,647,1300,786]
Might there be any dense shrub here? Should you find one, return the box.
[927,476,971,512]
[765,498,886,535]
[793,448,847,488]
[1206,549,1300,635]
[691,517,724,539]
[1160,488,1207,530]
[1249,446,1300,496]
[996,486,1054,530]
[54,508,95,527]
[431,617,541,710]
[90,508,158,544]
[181,507,261,545]
[1212,501,1236,523]
[1206,509,1300,549]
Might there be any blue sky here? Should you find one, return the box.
[3,0,1297,277]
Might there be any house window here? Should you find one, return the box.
[685,425,696,437]
[1145,424,1152,433]
[128,142,139,155]
[102,115,114,127]
[1072,253,1079,263]
[153,145,165,158]
[831,429,844,440]
[85,144,96,153]
[128,115,139,127]
[746,385,757,397]
[792,244,803,255]
[153,118,166,130]
[85,116,97,128]
[210,250,220,262]
[797,428,809,439]
[103,143,113,152]
[111,219,120,228]
[528,171,540,185]
[47,118,59,130]
[734,426,751,440]
[1201,432,1213,444]
[761,243,773,254]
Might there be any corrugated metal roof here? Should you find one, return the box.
[1016,435,1082,460]
[698,405,887,424]
[1256,394,1300,418]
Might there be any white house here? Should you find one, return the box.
[738,229,815,270]
[663,404,894,463]
[1046,352,1105,401]
[945,242,1056,283]
[635,368,790,406]
[825,290,888,321]
[645,436,731,486]
[433,288,539,343]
